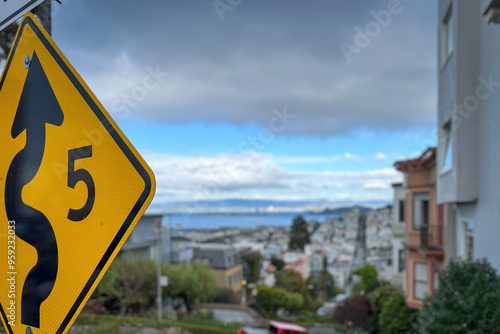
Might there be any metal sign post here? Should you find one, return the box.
[31,0,51,35]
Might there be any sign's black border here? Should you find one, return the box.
[0,0,43,31]
[0,16,153,334]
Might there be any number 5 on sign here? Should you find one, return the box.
[67,146,95,221]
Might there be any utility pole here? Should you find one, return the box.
[156,218,163,322]
[32,0,52,36]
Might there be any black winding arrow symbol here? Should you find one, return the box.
[4,51,63,328]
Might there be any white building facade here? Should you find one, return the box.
[437,0,500,270]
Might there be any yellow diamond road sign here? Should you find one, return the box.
[0,14,156,334]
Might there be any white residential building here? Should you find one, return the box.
[390,183,406,290]
[437,0,500,270]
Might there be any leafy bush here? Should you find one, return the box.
[307,269,337,300]
[255,285,307,313]
[270,257,286,271]
[275,269,306,293]
[163,260,219,312]
[416,259,500,333]
[255,285,289,312]
[93,257,157,315]
[210,288,239,304]
[353,264,379,295]
[333,295,371,330]
[287,292,305,311]
[75,314,236,334]
[378,292,415,334]
[368,284,400,332]
[241,251,262,283]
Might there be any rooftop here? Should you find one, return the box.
[394,147,436,172]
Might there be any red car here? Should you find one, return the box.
[238,320,309,334]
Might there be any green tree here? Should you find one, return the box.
[94,257,157,315]
[241,251,261,283]
[416,259,500,333]
[307,270,337,300]
[210,288,239,304]
[274,269,318,311]
[255,285,304,313]
[333,295,371,330]
[352,264,379,295]
[275,269,306,293]
[270,257,285,271]
[0,22,18,61]
[164,260,218,312]
[378,292,415,334]
[255,285,289,312]
[287,293,305,311]
[368,284,415,334]
[289,215,310,251]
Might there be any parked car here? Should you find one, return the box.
[238,320,308,334]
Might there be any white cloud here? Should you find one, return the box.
[375,153,387,160]
[343,152,362,162]
[274,155,343,164]
[141,151,402,204]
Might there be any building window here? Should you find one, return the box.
[442,122,453,173]
[445,7,453,56]
[413,192,429,230]
[399,200,405,223]
[414,262,428,300]
[440,4,453,66]
[485,1,500,24]
[228,276,232,288]
[398,249,406,273]
[464,222,475,262]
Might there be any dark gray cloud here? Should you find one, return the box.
[51,0,437,136]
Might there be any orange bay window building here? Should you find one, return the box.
[394,148,447,309]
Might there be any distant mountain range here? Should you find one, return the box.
[147,198,390,214]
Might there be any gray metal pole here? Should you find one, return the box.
[157,220,163,322]
[32,0,52,35]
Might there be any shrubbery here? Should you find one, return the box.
[254,285,304,313]
[93,258,218,314]
[352,263,379,295]
[333,295,371,330]
[415,259,500,333]
[367,284,415,333]
[210,288,239,304]
[93,257,157,315]
[378,292,415,334]
[307,269,337,300]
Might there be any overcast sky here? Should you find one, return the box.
[46,0,437,208]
